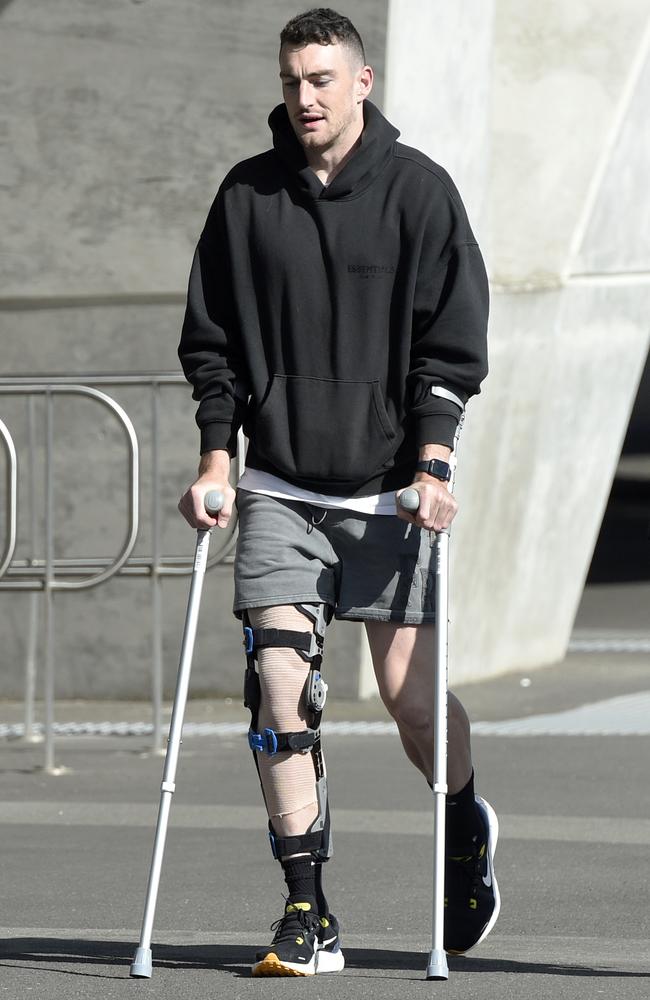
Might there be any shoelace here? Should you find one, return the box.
[269,907,320,945]
[448,842,487,898]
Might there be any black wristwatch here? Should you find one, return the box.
[415,459,452,482]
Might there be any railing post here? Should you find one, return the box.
[24,397,41,743]
[151,381,164,752]
[0,417,17,578]
[43,389,58,773]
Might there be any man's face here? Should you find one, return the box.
[279,41,372,157]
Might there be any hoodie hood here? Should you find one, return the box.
[268,99,400,201]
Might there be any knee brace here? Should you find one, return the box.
[242,603,333,863]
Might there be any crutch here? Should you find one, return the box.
[130,490,224,979]
[399,413,464,982]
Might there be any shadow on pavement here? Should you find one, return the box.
[0,938,648,980]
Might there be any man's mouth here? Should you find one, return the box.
[298,114,324,129]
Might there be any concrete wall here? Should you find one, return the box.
[1,0,386,300]
[0,0,387,701]
[385,0,650,682]
[1,0,648,700]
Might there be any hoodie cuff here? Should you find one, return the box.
[200,421,238,457]
[414,412,459,450]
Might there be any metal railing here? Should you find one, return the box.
[0,374,241,772]
[0,415,17,578]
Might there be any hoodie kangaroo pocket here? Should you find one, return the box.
[254,375,397,483]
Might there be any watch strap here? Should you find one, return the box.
[415,459,452,482]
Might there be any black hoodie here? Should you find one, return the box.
[179,101,489,497]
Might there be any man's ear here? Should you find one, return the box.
[357,64,374,101]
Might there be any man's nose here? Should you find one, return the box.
[298,81,314,108]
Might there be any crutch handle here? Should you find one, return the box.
[204,490,224,516]
[398,487,450,545]
[398,487,420,513]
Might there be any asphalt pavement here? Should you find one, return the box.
[2,638,650,1000]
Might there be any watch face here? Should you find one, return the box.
[430,460,450,480]
[417,459,450,480]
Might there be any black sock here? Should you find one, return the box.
[314,862,329,918]
[281,857,318,911]
[445,771,483,852]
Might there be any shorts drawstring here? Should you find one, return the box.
[306,507,328,533]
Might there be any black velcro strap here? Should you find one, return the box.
[248,727,319,755]
[269,828,324,860]
[280,729,319,752]
[251,628,312,653]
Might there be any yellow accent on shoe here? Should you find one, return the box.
[319,917,330,928]
[251,953,312,978]
[469,899,478,910]
[286,901,312,913]
[449,842,486,864]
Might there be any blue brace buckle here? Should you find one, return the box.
[268,829,279,860]
[243,626,254,654]
[248,727,278,756]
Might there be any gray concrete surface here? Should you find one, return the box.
[0,0,382,701]
[1,649,649,998]
[386,1,650,682]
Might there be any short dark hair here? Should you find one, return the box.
[280,8,366,65]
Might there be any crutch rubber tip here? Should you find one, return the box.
[204,490,224,516]
[425,949,449,981]
[130,947,153,978]
[399,487,420,513]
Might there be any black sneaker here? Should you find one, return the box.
[252,902,321,977]
[316,912,345,973]
[444,795,500,955]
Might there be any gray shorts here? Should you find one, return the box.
[233,489,436,624]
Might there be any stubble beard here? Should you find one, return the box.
[296,104,360,159]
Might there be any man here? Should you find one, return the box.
[178,7,498,978]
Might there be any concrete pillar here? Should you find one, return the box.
[385,0,650,682]
[385,0,494,235]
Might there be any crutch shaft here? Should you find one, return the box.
[398,418,463,982]
[427,528,449,980]
[131,490,223,980]
[162,528,212,781]
[131,791,174,975]
[131,528,212,977]
[397,493,451,979]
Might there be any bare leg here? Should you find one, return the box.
[364,624,500,961]
[364,621,472,794]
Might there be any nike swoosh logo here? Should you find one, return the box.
[482,868,492,888]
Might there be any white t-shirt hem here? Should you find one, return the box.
[237,468,397,515]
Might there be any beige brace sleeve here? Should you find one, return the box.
[247,605,323,826]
